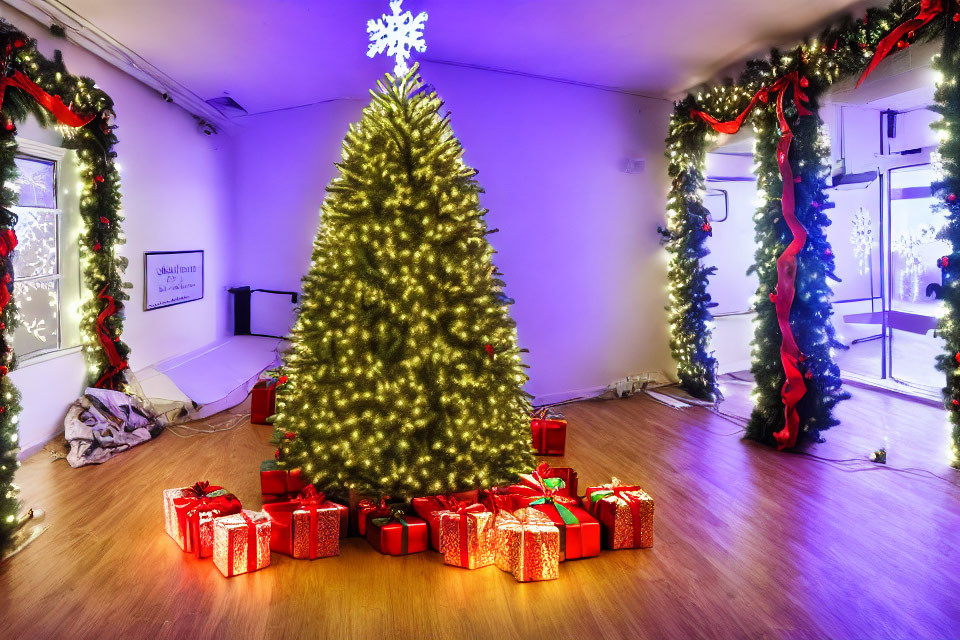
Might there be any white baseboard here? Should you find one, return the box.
[532,385,608,407]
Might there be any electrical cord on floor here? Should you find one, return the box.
[707,405,960,489]
[166,412,250,438]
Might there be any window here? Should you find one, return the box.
[9,139,81,362]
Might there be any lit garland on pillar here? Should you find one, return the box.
[273,67,535,499]
[664,0,956,454]
[933,13,960,467]
[0,21,129,553]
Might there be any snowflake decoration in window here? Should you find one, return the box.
[11,206,58,278]
[367,0,428,76]
[892,224,938,301]
[849,207,874,275]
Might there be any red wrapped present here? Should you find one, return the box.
[479,487,513,513]
[439,502,495,569]
[263,486,343,559]
[163,481,242,557]
[213,509,271,577]
[260,459,309,504]
[513,462,578,499]
[411,489,480,551]
[583,479,654,549]
[251,378,279,424]
[506,470,599,561]
[365,507,428,556]
[531,407,567,456]
[494,508,560,582]
[355,497,405,536]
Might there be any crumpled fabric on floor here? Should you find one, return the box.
[64,386,171,468]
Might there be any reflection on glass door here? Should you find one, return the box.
[887,164,948,390]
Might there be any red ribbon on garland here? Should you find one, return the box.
[691,71,812,450]
[0,69,95,127]
[857,0,954,88]
[94,285,128,389]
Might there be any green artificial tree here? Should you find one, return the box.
[274,69,535,499]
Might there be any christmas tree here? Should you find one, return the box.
[273,69,535,499]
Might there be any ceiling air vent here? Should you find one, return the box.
[205,96,248,117]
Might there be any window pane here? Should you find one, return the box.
[11,279,60,357]
[11,206,58,278]
[13,156,56,209]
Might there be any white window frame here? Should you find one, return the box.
[11,137,82,367]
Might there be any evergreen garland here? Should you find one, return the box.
[0,20,128,553]
[664,0,959,460]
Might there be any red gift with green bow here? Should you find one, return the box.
[167,481,242,557]
[263,485,344,559]
[583,479,654,550]
[505,467,600,561]
[366,506,428,556]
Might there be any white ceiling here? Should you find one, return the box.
[45,0,877,115]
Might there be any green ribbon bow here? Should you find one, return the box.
[371,508,410,554]
[541,477,566,491]
[529,496,579,525]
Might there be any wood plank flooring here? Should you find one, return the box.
[2,384,959,640]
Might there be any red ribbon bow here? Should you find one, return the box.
[691,71,812,450]
[293,485,327,559]
[446,501,487,567]
[0,69,95,128]
[857,1,953,88]
[93,285,128,389]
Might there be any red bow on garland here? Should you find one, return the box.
[691,71,812,450]
[93,285,127,389]
[0,69,95,128]
[857,0,957,88]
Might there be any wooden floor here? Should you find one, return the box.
[3,384,960,640]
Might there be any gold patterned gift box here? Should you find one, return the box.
[213,510,271,578]
[162,482,242,557]
[262,486,343,560]
[582,480,654,550]
[438,505,496,569]
[494,508,560,582]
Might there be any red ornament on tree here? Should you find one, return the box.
[100,216,109,224]
[948,193,957,202]
[0,366,7,376]
[284,432,296,440]
[484,343,494,360]
[800,76,810,88]
[94,174,105,183]
[940,256,950,269]
[93,242,101,252]
[954,12,960,22]
[825,248,833,257]
[13,39,23,48]
[4,121,13,131]
[0,406,6,414]
[811,201,820,209]
[278,375,288,384]
[701,222,712,233]
[953,399,960,407]
[955,352,960,365]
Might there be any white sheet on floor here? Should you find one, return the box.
[136,335,286,419]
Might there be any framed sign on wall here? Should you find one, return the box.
[144,250,204,311]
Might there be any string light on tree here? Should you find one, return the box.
[272,68,534,499]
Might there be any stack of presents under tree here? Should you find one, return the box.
[161,375,655,581]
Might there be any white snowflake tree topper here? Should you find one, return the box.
[367,0,428,77]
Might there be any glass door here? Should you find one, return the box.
[886,163,949,391]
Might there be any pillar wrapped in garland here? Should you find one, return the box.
[0,22,129,554]
[664,0,960,459]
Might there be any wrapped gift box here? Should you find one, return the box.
[251,378,278,425]
[263,486,343,559]
[411,489,480,551]
[365,509,428,556]
[531,407,567,456]
[506,467,598,560]
[355,498,405,537]
[213,510,271,577]
[163,481,242,557]
[438,504,495,569]
[494,508,560,582]
[260,460,309,504]
[583,480,654,549]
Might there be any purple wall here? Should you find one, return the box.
[228,62,674,402]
